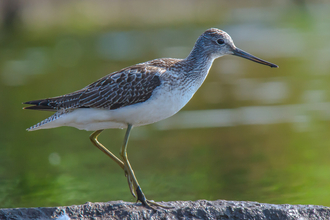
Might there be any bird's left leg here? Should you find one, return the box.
[90,130,136,197]
[90,130,125,169]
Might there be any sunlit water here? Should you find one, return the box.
[1,2,330,208]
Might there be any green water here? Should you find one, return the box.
[1,1,330,208]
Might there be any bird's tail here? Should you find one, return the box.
[26,111,65,131]
[23,99,57,111]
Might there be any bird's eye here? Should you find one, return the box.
[217,39,225,45]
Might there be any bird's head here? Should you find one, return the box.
[197,28,278,68]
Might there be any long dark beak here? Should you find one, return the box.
[233,48,278,68]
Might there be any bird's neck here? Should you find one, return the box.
[166,44,216,94]
[181,43,215,77]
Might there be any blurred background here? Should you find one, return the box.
[1,0,330,208]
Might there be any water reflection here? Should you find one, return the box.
[1,48,48,86]
[49,152,61,166]
[156,102,330,131]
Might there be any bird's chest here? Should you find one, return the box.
[158,72,207,108]
[121,73,207,126]
[143,82,198,119]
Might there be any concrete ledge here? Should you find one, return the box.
[1,200,330,220]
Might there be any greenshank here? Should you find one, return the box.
[23,28,278,208]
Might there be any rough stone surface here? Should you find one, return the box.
[1,200,330,220]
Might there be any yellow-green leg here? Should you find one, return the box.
[120,124,171,208]
[90,129,135,197]
[90,127,171,209]
[89,129,124,169]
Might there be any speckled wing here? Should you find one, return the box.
[23,65,162,111]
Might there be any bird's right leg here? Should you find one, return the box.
[119,124,172,209]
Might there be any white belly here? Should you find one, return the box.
[31,85,196,131]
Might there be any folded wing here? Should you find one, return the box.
[23,65,162,111]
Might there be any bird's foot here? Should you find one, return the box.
[125,170,173,209]
[135,186,174,209]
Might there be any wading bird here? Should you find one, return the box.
[24,28,278,208]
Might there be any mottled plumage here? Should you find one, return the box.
[23,59,187,130]
[23,62,166,111]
